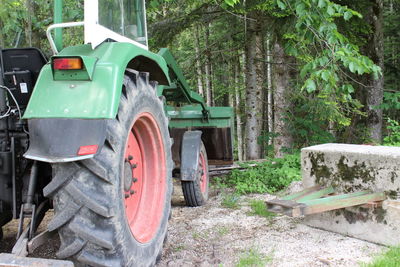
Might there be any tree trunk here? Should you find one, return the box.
[244,13,264,160]
[241,53,247,161]
[204,24,213,106]
[0,19,4,48]
[266,37,273,148]
[194,25,204,96]
[234,56,244,161]
[273,41,293,158]
[25,0,34,46]
[365,0,384,143]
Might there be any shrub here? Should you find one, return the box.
[222,153,301,195]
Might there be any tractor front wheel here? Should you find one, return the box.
[44,71,172,267]
[182,141,209,206]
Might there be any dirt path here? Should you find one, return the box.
[0,182,384,266]
[160,185,384,267]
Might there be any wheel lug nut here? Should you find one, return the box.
[128,155,133,160]
[132,163,137,169]
[132,178,138,183]
[125,193,130,199]
[130,190,135,195]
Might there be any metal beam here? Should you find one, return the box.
[54,0,63,52]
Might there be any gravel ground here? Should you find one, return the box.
[0,180,385,266]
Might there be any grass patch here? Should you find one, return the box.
[364,247,400,267]
[236,248,272,267]
[216,226,230,237]
[192,231,209,240]
[247,200,276,219]
[173,245,185,252]
[217,153,301,195]
[221,192,240,209]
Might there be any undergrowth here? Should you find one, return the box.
[247,200,276,219]
[383,118,400,146]
[236,248,272,267]
[216,153,301,195]
[221,192,240,209]
[364,247,400,267]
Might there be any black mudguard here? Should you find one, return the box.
[180,130,202,182]
[24,118,107,163]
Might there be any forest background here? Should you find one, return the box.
[0,0,398,161]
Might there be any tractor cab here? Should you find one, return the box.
[97,0,147,46]
[85,0,148,49]
[48,0,148,54]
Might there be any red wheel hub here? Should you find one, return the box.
[199,152,208,193]
[124,112,166,243]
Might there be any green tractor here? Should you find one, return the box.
[0,0,233,266]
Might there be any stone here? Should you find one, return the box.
[301,143,400,246]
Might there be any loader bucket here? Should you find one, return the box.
[167,105,234,166]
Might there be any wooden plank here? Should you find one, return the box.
[296,186,335,202]
[282,185,322,201]
[266,201,306,217]
[298,191,370,205]
[266,199,303,208]
[302,192,386,216]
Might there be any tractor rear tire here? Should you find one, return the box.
[44,71,172,267]
[182,141,209,207]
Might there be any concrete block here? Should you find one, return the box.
[301,143,400,246]
[302,143,400,196]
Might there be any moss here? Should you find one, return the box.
[335,156,375,184]
[343,209,369,224]
[309,152,332,183]
[387,190,398,199]
[373,208,387,223]
[343,210,358,224]
[390,172,397,184]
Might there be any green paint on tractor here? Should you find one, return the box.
[23,42,170,119]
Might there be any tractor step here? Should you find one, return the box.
[266,186,386,217]
[0,253,73,267]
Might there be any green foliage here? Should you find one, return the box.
[0,0,83,53]
[288,95,336,148]
[383,118,400,146]
[364,247,400,267]
[383,0,400,96]
[247,200,276,219]
[236,248,272,267]
[222,153,301,195]
[224,0,240,7]
[221,192,241,209]
[379,92,400,121]
[222,0,385,144]
[274,0,381,126]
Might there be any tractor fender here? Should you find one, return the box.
[24,118,107,163]
[23,42,170,162]
[180,131,203,182]
[23,42,170,120]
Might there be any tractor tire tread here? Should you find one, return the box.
[43,163,79,197]
[56,238,86,259]
[181,142,209,207]
[49,71,172,266]
[48,199,81,231]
